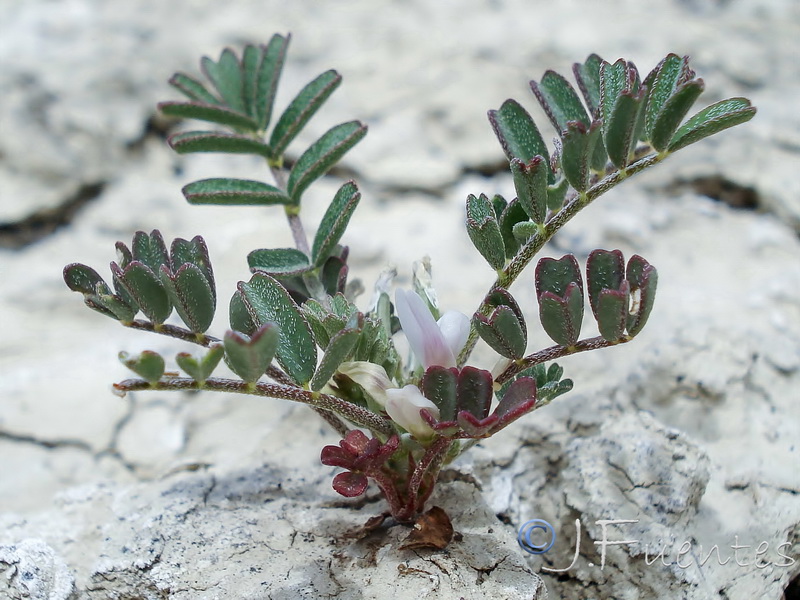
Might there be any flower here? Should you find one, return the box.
[395,289,470,369]
[385,384,440,439]
[335,361,395,409]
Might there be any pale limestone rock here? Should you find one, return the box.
[1,1,799,598]
[0,539,75,600]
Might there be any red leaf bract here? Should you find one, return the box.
[332,471,368,497]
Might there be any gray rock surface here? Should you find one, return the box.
[1,0,799,598]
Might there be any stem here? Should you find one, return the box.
[271,164,311,256]
[368,468,405,520]
[113,376,393,435]
[457,151,666,367]
[402,437,452,519]
[494,335,633,384]
[125,320,218,347]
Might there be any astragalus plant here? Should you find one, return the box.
[64,34,755,540]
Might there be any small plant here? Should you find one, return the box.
[64,34,754,541]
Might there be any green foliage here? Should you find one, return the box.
[65,39,754,529]
[224,324,280,383]
[119,350,165,384]
[176,344,225,384]
[465,193,506,270]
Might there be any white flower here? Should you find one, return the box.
[395,289,470,369]
[385,384,440,439]
[335,361,394,408]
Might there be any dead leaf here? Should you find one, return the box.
[399,506,454,550]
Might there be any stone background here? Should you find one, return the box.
[1,0,798,598]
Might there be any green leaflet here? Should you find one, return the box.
[510,157,548,224]
[224,324,280,383]
[160,264,216,333]
[531,70,590,134]
[649,80,704,152]
[201,49,246,114]
[286,121,367,204]
[168,131,272,159]
[421,366,458,422]
[474,305,527,359]
[236,274,317,385]
[488,99,550,166]
[168,73,220,105]
[641,54,686,142]
[466,193,506,270]
[176,344,225,385]
[111,262,171,324]
[586,249,625,318]
[254,35,290,131]
[561,120,603,192]
[158,101,259,132]
[311,181,361,267]
[131,230,169,275]
[119,350,165,384]
[248,248,312,276]
[573,54,604,117]
[309,327,360,391]
[170,236,215,302]
[269,69,342,157]
[183,178,292,206]
[668,98,756,152]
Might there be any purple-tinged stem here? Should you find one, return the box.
[495,334,633,384]
[114,376,393,435]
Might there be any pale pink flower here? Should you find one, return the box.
[395,289,470,369]
[384,384,440,439]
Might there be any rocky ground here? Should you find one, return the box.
[1,0,798,598]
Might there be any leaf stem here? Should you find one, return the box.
[113,376,393,435]
[402,437,452,520]
[271,164,312,256]
[494,334,633,384]
[457,152,665,367]
[124,320,218,346]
